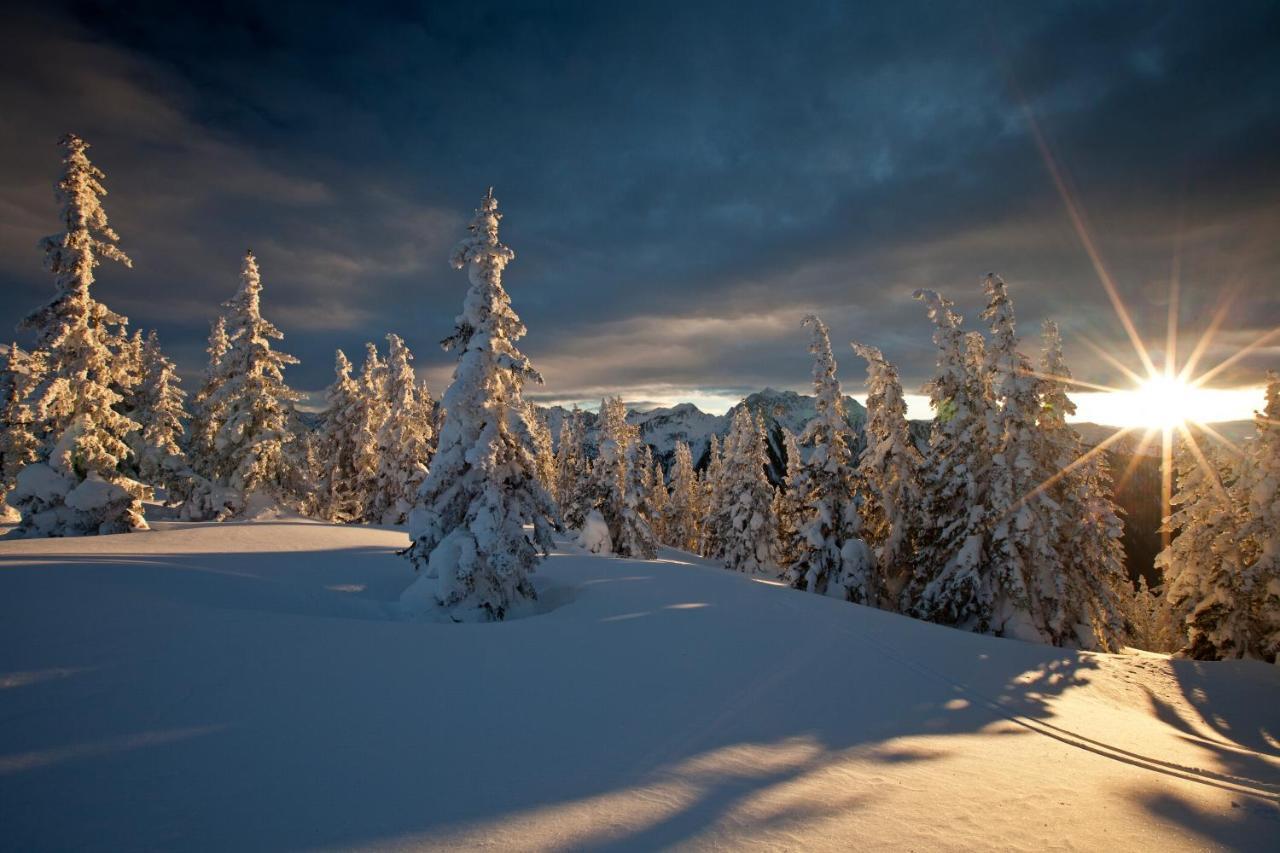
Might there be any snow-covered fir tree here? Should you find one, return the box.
[620,438,659,559]
[11,134,151,537]
[661,440,701,552]
[352,341,388,520]
[189,316,229,479]
[1124,575,1181,653]
[316,349,365,523]
[525,402,557,503]
[786,316,871,598]
[202,251,301,513]
[700,433,725,558]
[1162,376,1280,662]
[554,407,594,530]
[908,289,997,629]
[371,334,434,524]
[772,427,809,571]
[592,395,657,558]
[648,452,668,544]
[978,275,1061,642]
[1159,439,1245,658]
[1037,321,1129,650]
[852,342,924,609]
[133,332,191,495]
[0,346,41,521]
[1235,373,1280,662]
[710,408,777,574]
[402,189,556,620]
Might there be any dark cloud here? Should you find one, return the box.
[1,0,1276,407]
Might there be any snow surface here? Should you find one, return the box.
[1,521,1277,851]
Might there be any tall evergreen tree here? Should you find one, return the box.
[403,189,556,620]
[592,396,657,558]
[317,349,365,523]
[134,332,191,494]
[662,440,701,552]
[700,433,725,558]
[554,407,594,530]
[353,341,388,520]
[711,408,777,574]
[203,251,301,511]
[372,334,434,524]
[648,452,668,544]
[979,275,1058,642]
[908,289,996,628]
[11,134,150,537]
[786,316,871,599]
[525,402,558,503]
[0,346,41,521]
[1162,376,1280,662]
[1235,373,1280,662]
[189,316,229,479]
[852,342,924,609]
[772,427,809,572]
[1038,321,1129,649]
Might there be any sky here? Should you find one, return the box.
[1,1,1276,421]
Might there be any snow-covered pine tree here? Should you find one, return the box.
[525,402,558,503]
[772,427,808,571]
[1235,373,1280,662]
[908,289,996,627]
[0,345,41,521]
[11,134,151,537]
[619,438,659,559]
[116,328,147,443]
[852,342,924,609]
[134,332,191,495]
[713,408,777,574]
[786,316,872,598]
[402,189,557,620]
[1038,321,1129,650]
[977,275,1060,642]
[1124,575,1181,653]
[351,341,388,521]
[1163,377,1280,662]
[648,452,668,544]
[700,433,725,558]
[662,440,701,552]
[317,349,365,523]
[371,334,434,524]
[203,251,301,513]
[189,316,229,479]
[1158,438,1247,658]
[554,407,594,530]
[592,395,657,558]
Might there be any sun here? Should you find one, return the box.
[1132,375,1196,430]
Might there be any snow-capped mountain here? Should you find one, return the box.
[542,387,869,479]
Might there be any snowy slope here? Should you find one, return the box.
[1,522,1277,851]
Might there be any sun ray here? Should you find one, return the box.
[1165,269,1179,382]
[1018,102,1159,379]
[1192,325,1280,387]
[1176,288,1240,384]
[1178,423,1230,505]
[1077,334,1147,387]
[1017,367,1122,395]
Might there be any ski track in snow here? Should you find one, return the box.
[1,520,1277,851]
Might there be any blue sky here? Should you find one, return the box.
[1,1,1276,413]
